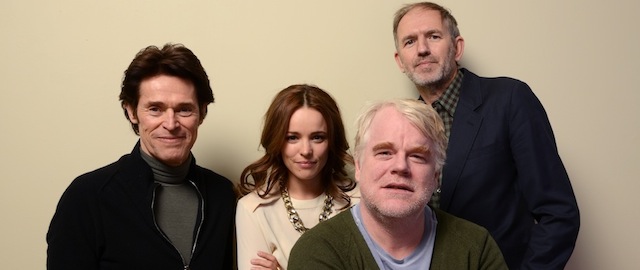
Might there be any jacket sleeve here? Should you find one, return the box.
[508,82,580,269]
[46,178,101,270]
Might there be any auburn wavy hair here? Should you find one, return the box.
[238,84,356,207]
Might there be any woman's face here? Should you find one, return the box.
[281,107,329,188]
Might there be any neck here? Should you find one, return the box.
[286,177,324,200]
[140,150,191,184]
[418,87,444,105]
[417,68,459,105]
[360,205,426,260]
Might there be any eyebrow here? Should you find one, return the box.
[286,130,327,135]
[400,29,444,42]
[144,101,197,108]
[371,142,431,155]
[372,142,394,152]
[409,145,431,155]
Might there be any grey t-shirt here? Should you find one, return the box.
[351,204,437,270]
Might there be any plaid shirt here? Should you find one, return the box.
[419,69,463,208]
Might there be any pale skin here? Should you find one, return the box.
[125,74,203,167]
[282,107,329,200]
[355,106,440,259]
[394,8,465,105]
[250,107,329,270]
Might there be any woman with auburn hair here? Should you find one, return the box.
[236,84,359,270]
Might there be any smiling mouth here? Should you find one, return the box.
[296,161,317,169]
[157,136,185,143]
[297,161,317,165]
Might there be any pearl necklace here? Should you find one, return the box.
[281,187,334,234]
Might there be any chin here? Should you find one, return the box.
[380,202,424,217]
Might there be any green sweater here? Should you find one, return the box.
[288,208,507,270]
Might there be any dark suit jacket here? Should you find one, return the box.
[439,69,580,270]
[47,142,237,270]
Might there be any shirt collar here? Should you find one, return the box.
[418,69,464,117]
[434,69,463,117]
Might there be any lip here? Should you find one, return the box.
[157,136,185,143]
[415,60,436,68]
[415,56,438,66]
[296,161,317,169]
[382,182,414,192]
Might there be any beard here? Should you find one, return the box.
[406,46,457,89]
[361,189,430,220]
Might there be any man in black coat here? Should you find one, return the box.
[47,43,236,270]
[392,2,580,269]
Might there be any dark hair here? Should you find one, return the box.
[238,84,356,207]
[393,2,460,47]
[119,43,214,134]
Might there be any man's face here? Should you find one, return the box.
[126,74,201,167]
[355,106,438,219]
[394,8,463,89]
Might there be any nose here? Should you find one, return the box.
[300,139,313,157]
[391,155,410,176]
[162,109,180,130]
[417,37,430,57]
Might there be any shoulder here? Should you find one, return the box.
[460,68,541,111]
[299,210,356,242]
[433,208,508,269]
[434,208,492,243]
[462,68,530,89]
[292,210,359,256]
[290,210,377,269]
[192,165,235,196]
[237,191,280,213]
[68,154,134,193]
[54,154,136,214]
[193,165,232,184]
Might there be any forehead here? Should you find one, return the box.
[397,8,446,36]
[288,107,327,131]
[366,106,429,146]
[138,75,197,103]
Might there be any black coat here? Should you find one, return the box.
[47,142,236,270]
[440,69,580,269]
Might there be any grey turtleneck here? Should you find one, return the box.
[141,151,199,264]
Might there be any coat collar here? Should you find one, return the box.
[439,69,484,210]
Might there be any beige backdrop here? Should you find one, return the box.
[1,0,638,269]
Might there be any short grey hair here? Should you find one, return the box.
[353,99,448,172]
[393,2,460,48]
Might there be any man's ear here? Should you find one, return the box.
[394,51,406,73]
[124,104,139,124]
[454,36,465,62]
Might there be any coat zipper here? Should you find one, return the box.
[151,181,204,269]
[188,180,205,260]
